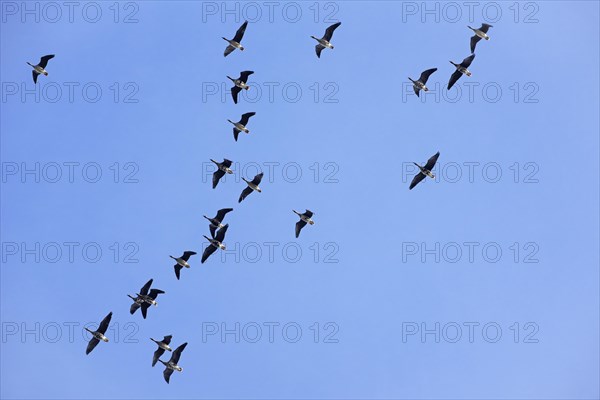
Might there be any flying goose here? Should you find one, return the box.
[228,112,256,142]
[151,335,173,367]
[223,20,248,57]
[159,342,188,384]
[311,22,341,58]
[409,68,437,97]
[201,224,229,263]
[85,312,112,355]
[293,210,315,238]
[169,251,197,280]
[227,70,254,104]
[128,279,165,319]
[447,54,475,90]
[27,54,54,84]
[203,208,233,238]
[238,172,263,203]
[211,159,233,189]
[409,152,440,190]
[469,23,492,53]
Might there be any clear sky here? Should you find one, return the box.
[1,1,599,399]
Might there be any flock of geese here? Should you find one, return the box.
[26,19,492,385]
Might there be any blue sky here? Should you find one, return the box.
[1,1,599,399]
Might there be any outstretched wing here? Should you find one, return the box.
[212,170,225,189]
[461,53,475,68]
[239,70,254,82]
[170,342,188,364]
[409,172,426,190]
[323,22,341,41]
[419,68,437,84]
[413,84,420,97]
[233,128,240,141]
[163,367,174,383]
[479,23,492,33]
[215,208,233,222]
[86,338,100,355]
[149,289,165,299]
[233,20,248,42]
[224,45,236,57]
[209,224,217,238]
[295,220,307,238]
[447,70,463,90]
[201,244,218,263]
[174,264,183,280]
[303,210,314,218]
[239,112,255,126]
[222,159,233,168]
[130,301,141,315]
[97,312,112,334]
[162,335,173,345]
[315,44,325,58]
[251,172,264,185]
[32,71,39,84]
[152,348,165,367]
[231,86,242,104]
[424,152,440,171]
[215,224,229,242]
[181,251,196,261]
[38,54,55,69]
[141,303,150,319]
[140,279,153,296]
[470,35,482,53]
[238,187,253,203]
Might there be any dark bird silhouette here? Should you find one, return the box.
[238,172,263,203]
[211,159,234,189]
[469,23,492,53]
[228,112,256,142]
[448,54,475,90]
[223,20,248,57]
[85,312,112,355]
[128,279,165,318]
[201,224,229,263]
[169,251,197,280]
[409,152,440,190]
[293,209,315,238]
[204,208,233,238]
[27,54,54,84]
[409,68,437,97]
[227,71,254,104]
[311,22,341,58]
[159,342,188,384]
[151,335,173,367]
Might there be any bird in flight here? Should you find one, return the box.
[85,312,112,355]
[311,22,341,58]
[468,23,492,53]
[169,251,197,280]
[409,152,440,190]
[204,208,233,238]
[151,335,173,367]
[293,210,315,238]
[211,158,234,189]
[223,20,248,57]
[238,172,263,203]
[158,342,188,384]
[201,224,229,263]
[228,112,256,142]
[409,68,437,97]
[27,54,54,84]
[447,54,475,90]
[127,279,165,319]
[227,71,254,104]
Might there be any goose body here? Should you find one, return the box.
[223,21,248,57]
[27,54,54,84]
[311,22,341,58]
[201,224,229,263]
[151,335,173,367]
[409,68,437,97]
[293,210,315,238]
[211,159,234,189]
[239,172,264,203]
[469,23,492,53]
[448,54,475,90]
[228,112,255,141]
[169,251,197,280]
[228,71,254,104]
[409,152,440,190]
[159,342,187,383]
[85,312,112,354]
[204,208,233,238]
